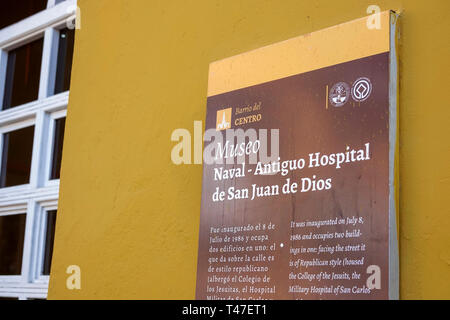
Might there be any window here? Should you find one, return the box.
[0,214,26,275]
[2,39,44,110]
[50,117,66,180]
[0,1,48,30]
[42,210,57,275]
[55,29,75,94]
[1,126,35,188]
[0,0,77,300]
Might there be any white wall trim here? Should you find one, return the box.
[0,0,77,50]
[0,92,68,127]
[0,0,75,299]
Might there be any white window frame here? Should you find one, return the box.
[0,203,28,284]
[44,109,67,187]
[0,118,36,195]
[30,199,58,283]
[0,0,77,300]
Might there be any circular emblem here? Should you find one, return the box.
[351,77,372,102]
[329,82,350,107]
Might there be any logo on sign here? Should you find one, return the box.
[351,77,372,102]
[216,108,232,131]
[329,82,350,107]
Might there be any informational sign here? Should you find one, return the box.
[196,11,399,300]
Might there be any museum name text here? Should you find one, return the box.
[211,143,371,202]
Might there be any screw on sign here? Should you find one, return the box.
[351,77,372,102]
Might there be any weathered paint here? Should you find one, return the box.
[48,0,450,299]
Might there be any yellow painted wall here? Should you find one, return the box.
[48,0,450,299]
